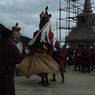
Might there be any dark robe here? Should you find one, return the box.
[0,39,21,95]
[53,47,64,71]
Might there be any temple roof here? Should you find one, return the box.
[0,23,11,33]
[0,23,12,39]
[20,36,31,44]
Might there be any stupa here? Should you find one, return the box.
[66,0,95,48]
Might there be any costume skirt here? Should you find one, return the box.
[18,53,59,78]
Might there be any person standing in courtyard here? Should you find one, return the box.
[51,41,65,83]
[0,30,21,95]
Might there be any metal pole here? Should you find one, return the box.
[59,0,61,42]
[56,21,58,40]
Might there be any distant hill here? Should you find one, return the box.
[20,35,32,48]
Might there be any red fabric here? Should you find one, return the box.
[48,27,54,39]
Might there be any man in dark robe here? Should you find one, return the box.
[0,30,21,95]
[51,41,64,83]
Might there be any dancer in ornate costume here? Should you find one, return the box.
[19,6,59,86]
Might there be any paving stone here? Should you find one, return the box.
[15,70,95,95]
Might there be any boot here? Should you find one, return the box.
[43,75,49,86]
[38,76,44,84]
[60,71,64,83]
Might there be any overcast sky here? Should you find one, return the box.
[0,0,61,38]
[0,0,95,40]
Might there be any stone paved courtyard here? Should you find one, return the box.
[15,68,95,95]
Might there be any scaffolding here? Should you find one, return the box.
[56,0,84,44]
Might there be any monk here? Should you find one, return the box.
[0,30,21,95]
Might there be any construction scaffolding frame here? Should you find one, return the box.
[56,0,84,44]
